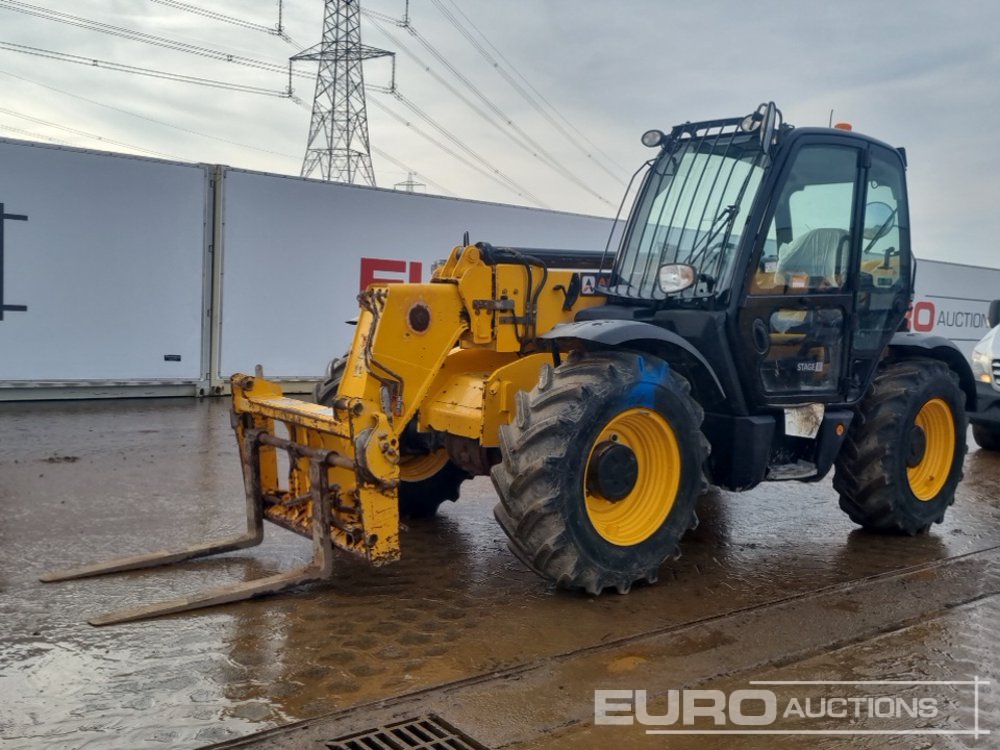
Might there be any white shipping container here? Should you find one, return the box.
[909,259,1000,356]
[217,168,615,379]
[0,138,210,384]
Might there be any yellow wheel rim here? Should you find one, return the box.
[399,449,449,482]
[584,407,681,546]
[907,398,956,501]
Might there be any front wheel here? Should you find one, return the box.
[491,351,708,595]
[833,358,967,534]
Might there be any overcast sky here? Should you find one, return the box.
[0,0,997,266]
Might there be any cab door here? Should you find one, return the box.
[850,145,913,392]
[737,140,863,406]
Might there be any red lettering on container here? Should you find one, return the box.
[360,257,423,291]
[910,300,936,332]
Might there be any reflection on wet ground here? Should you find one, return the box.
[1,398,998,749]
[529,594,1000,750]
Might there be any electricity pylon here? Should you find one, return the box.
[292,0,392,184]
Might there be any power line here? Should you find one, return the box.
[0,40,290,96]
[146,0,304,48]
[0,0,364,105]
[403,20,614,205]
[390,91,548,207]
[364,18,525,153]
[147,0,279,35]
[0,65,446,195]
[0,48,450,196]
[364,8,614,207]
[433,0,628,185]
[436,0,627,178]
[363,6,407,27]
[0,67,300,160]
[0,1,305,81]
[364,15,612,208]
[0,105,184,159]
[355,97,542,206]
[0,121,60,143]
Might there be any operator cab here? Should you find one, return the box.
[598,103,913,412]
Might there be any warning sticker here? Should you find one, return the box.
[580,274,609,296]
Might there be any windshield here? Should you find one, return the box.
[609,130,766,300]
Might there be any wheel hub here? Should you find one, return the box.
[586,440,638,501]
[907,425,927,468]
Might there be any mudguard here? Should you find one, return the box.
[888,332,976,410]
[541,319,726,399]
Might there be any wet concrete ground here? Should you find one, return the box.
[1,397,998,749]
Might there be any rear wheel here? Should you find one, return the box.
[972,424,1000,452]
[833,358,966,534]
[491,351,708,595]
[395,450,469,519]
[313,356,469,518]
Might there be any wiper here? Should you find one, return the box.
[861,207,898,255]
[686,204,738,273]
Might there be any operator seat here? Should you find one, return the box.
[775,227,849,290]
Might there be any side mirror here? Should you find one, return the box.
[863,201,895,243]
[740,102,782,154]
[657,263,696,294]
[989,299,1000,329]
[759,102,780,154]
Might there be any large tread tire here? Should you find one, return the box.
[491,351,709,595]
[397,461,470,520]
[833,358,967,535]
[972,424,1000,452]
[313,356,468,519]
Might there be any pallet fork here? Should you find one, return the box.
[40,371,399,626]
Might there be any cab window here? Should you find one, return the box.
[751,146,858,294]
[855,150,910,352]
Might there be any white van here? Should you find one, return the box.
[970,301,1000,450]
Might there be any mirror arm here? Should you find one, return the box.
[881,247,896,269]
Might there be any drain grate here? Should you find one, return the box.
[324,714,491,750]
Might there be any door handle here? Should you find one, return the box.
[752,318,770,355]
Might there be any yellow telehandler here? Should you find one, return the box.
[44,103,975,625]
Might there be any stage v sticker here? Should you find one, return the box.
[0,202,29,321]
